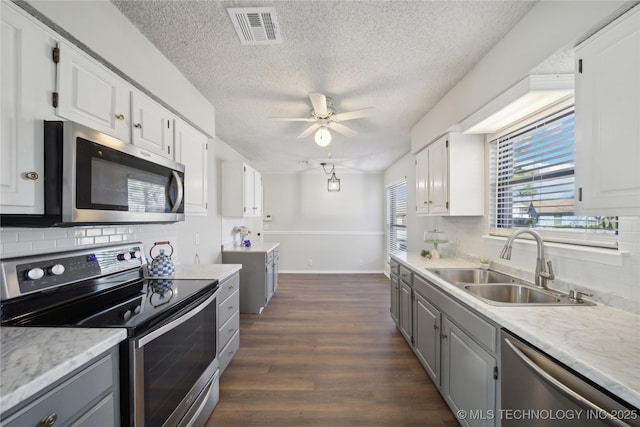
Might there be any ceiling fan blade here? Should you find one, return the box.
[297,123,320,138]
[308,92,328,116]
[268,117,315,122]
[333,107,374,121]
[329,122,357,137]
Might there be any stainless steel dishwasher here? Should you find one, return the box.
[501,330,639,426]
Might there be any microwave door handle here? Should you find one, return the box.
[503,338,630,427]
[170,171,184,213]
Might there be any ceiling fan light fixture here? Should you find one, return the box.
[315,127,332,147]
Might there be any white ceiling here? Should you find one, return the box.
[112,0,539,173]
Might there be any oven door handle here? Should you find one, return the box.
[170,170,184,213]
[137,292,215,348]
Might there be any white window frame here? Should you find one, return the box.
[386,180,407,260]
[488,101,618,249]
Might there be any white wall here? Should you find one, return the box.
[262,172,385,273]
[402,1,640,313]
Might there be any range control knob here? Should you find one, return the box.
[26,267,45,280]
[130,251,142,259]
[117,252,132,261]
[123,310,132,321]
[48,264,65,276]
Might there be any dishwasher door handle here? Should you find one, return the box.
[503,337,631,427]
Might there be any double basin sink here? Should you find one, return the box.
[428,268,595,307]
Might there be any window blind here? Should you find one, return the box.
[490,106,618,248]
[387,181,407,257]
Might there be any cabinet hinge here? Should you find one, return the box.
[493,366,499,380]
[52,46,60,64]
[446,201,449,209]
[168,146,171,155]
[578,59,583,74]
[578,187,583,202]
[52,92,59,108]
[445,139,449,148]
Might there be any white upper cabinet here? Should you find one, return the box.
[221,162,263,217]
[131,92,175,159]
[174,119,208,215]
[1,3,57,214]
[56,41,131,142]
[575,5,640,216]
[415,133,484,216]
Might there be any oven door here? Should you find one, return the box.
[131,290,219,427]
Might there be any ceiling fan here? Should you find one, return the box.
[269,92,374,146]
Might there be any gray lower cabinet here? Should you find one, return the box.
[1,348,119,427]
[222,246,279,314]
[441,317,496,427]
[391,257,499,427]
[413,292,441,384]
[389,259,400,324]
[217,272,240,374]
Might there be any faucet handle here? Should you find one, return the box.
[540,260,555,281]
[569,289,593,302]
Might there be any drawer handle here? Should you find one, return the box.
[228,349,235,356]
[228,327,235,333]
[25,171,39,180]
[40,413,58,426]
[134,123,142,129]
[115,114,125,120]
[433,324,439,330]
[228,305,234,310]
[228,284,235,290]
[441,333,448,339]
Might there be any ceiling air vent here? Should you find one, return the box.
[227,7,282,45]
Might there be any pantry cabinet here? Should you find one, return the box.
[0,3,57,215]
[575,5,640,216]
[415,133,484,216]
[174,119,208,215]
[221,162,263,217]
[131,92,175,159]
[56,40,131,142]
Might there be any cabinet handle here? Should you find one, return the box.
[25,171,39,180]
[134,123,142,129]
[228,285,235,290]
[433,324,439,330]
[424,201,428,204]
[115,114,125,120]
[228,305,234,310]
[228,349,235,356]
[441,333,448,339]
[228,328,235,333]
[428,200,433,204]
[40,413,58,426]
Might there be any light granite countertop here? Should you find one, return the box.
[392,252,640,409]
[221,241,279,254]
[0,327,127,413]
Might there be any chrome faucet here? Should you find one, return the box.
[499,229,555,289]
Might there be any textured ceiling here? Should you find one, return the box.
[112,0,537,173]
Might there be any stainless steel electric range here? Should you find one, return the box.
[0,242,220,427]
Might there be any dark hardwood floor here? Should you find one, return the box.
[206,273,458,426]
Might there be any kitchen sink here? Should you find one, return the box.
[429,268,522,285]
[463,284,561,305]
[428,268,595,306]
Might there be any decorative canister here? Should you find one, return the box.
[148,241,175,277]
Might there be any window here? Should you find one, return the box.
[490,105,618,248]
[387,180,407,258]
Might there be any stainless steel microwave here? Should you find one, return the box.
[1,121,185,227]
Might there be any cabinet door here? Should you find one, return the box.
[243,164,255,215]
[56,41,130,141]
[399,282,413,344]
[390,275,400,325]
[272,250,279,292]
[575,7,640,215]
[413,292,440,385]
[427,136,449,214]
[266,256,274,303]
[253,170,263,215]
[415,148,429,214]
[441,317,496,427]
[131,92,174,159]
[174,119,208,214]
[1,4,57,214]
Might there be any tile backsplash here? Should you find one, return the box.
[1,223,179,263]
